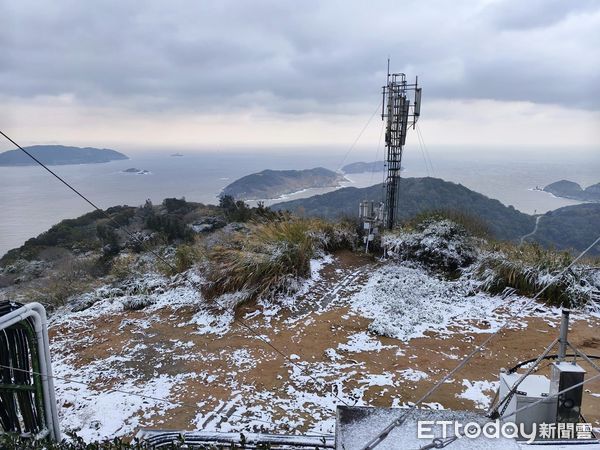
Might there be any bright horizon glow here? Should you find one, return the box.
[1,97,599,158]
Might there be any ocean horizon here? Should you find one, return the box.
[1,148,599,257]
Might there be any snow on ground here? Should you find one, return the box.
[457,379,499,409]
[398,368,429,382]
[186,306,234,336]
[337,331,392,352]
[48,257,351,440]
[51,271,203,327]
[359,372,395,387]
[55,369,192,442]
[348,262,556,341]
[43,252,599,443]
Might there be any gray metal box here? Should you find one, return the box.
[551,361,586,423]
[499,372,557,436]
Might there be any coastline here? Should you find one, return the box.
[244,179,357,206]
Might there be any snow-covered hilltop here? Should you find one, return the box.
[1,200,599,444]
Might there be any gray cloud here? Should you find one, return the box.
[2,0,599,115]
[482,0,599,30]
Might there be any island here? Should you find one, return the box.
[222,167,348,200]
[543,180,600,202]
[341,161,386,174]
[122,168,151,175]
[0,145,128,166]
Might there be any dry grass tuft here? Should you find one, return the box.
[204,218,356,303]
[474,241,595,307]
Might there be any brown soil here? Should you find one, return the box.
[49,250,600,436]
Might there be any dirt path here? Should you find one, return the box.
[49,251,600,439]
[520,215,542,244]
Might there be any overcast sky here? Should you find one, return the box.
[1,0,599,155]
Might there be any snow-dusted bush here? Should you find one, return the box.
[121,295,155,311]
[71,292,101,312]
[383,219,477,273]
[307,220,357,252]
[470,243,600,307]
[109,254,136,280]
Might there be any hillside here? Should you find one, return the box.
[221,167,347,200]
[0,145,128,166]
[272,177,535,241]
[0,196,279,265]
[529,203,600,254]
[543,179,600,202]
[1,210,598,445]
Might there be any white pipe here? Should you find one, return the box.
[0,308,56,438]
[28,302,61,441]
[0,304,60,441]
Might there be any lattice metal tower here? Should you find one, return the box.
[382,64,421,229]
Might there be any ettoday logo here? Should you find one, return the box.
[417,420,594,444]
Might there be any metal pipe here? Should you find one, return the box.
[0,304,60,440]
[567,342,600,373]
[28,302,61,441]
[558,309,570,361]
[0,308,56,438]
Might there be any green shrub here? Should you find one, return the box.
[28,256,98,309]
[174,244,198,273]
[163,197,195,214]
[158,244,201,276]
[219,194,253,222]
[109,254,136,280]
[145,212,193,242]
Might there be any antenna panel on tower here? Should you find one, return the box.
[414,88,422,118]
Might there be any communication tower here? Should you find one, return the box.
[381,62,421,229]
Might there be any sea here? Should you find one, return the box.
[1,147,599,257]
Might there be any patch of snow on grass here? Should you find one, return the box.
[338,332,390,352]
[359,372,395,387]
[324,348,343,361]
[230,349,257,370]
[398,368,429,382]
[349,262,543,341]
[186,307,233,336]
[54,366,190,442]
[422,401,444,409]
[310,254,334,280]
[457,379,498,409]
